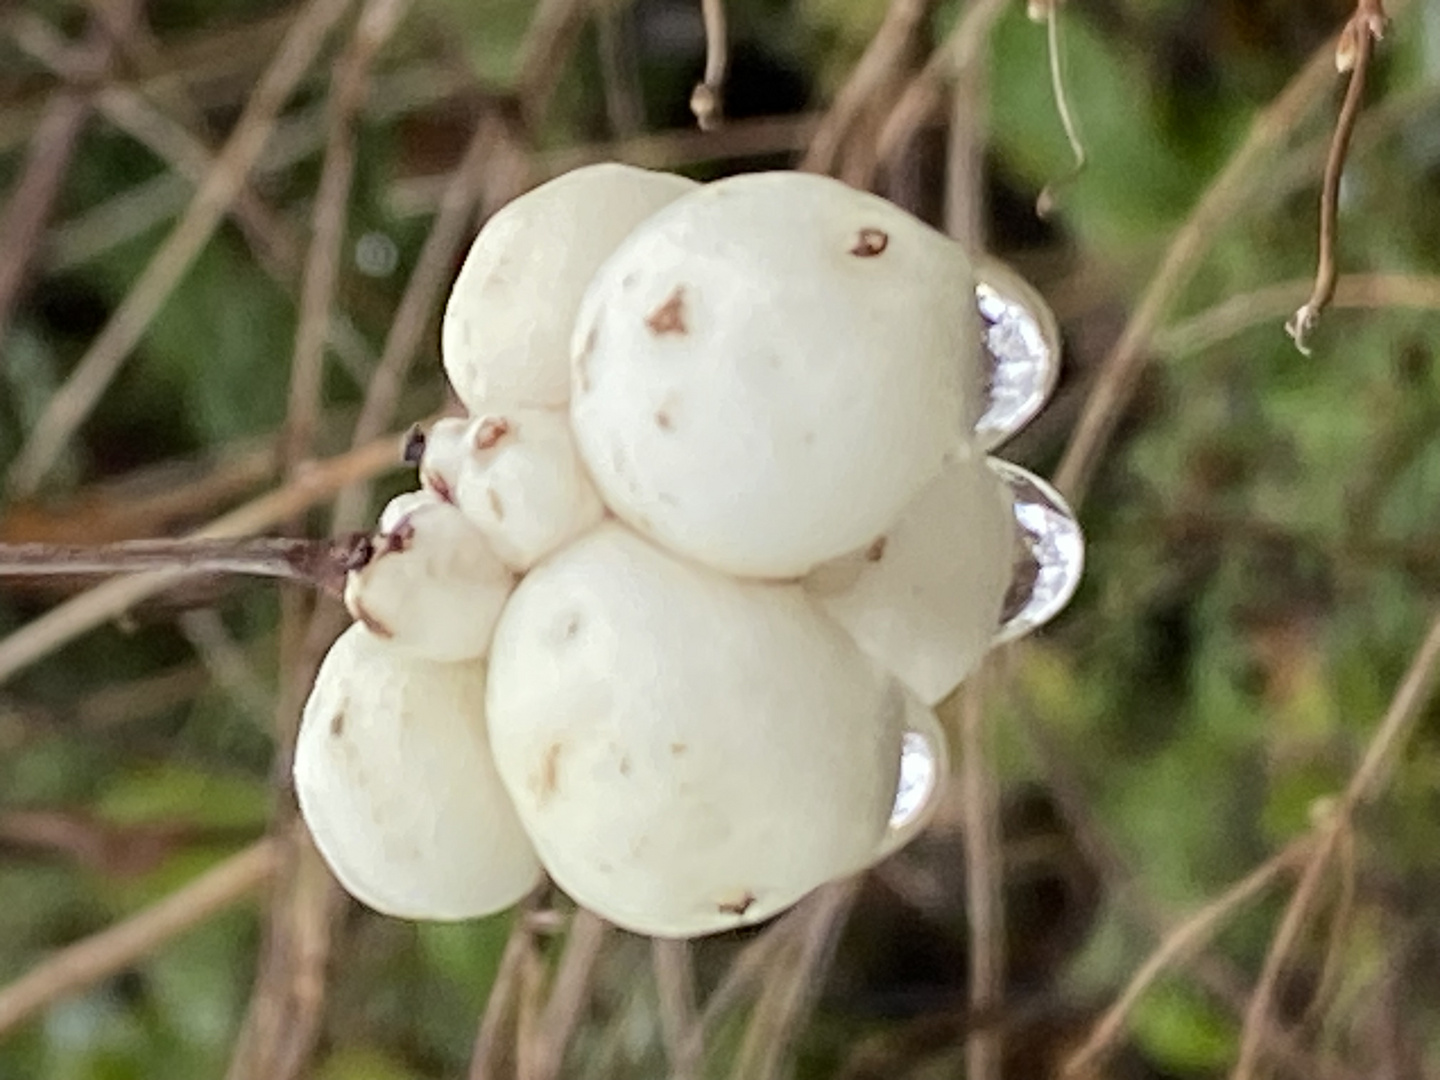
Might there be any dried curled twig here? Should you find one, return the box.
[1286,0,1388,354]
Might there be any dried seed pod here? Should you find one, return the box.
[344,491,514,661]
[570,171,981,578]
[443,164,698,412]
[419,410,605,572]
[804,457,1013,706]
[294,624,542,919]
[485,522,914,938]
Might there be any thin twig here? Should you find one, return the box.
[652,939,702,1080]
[468,905,541,1080]
[1286,0,1388,354]
[0,1,138,366]
[801,0,938,175]
[0,535,369,594]
[1155,273,1440,357]
[1063,836,1313,1079]
[1051,0,1414,508]
[0,837,281,1038]
[690,0,728,130]
[285,0,413,469]
[1034,0,1087,217]
[871,0,1010,174]
[959,672,1004,1080]
[7,0,356,498]
[729,880,860,1080]
[0,430,406,687]
[1233,610,1440,1080]
[529,909,609,1080]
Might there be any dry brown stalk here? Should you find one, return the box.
[690,0,729,130]
[6,0,356,498]
[959,671,1004,1080]
[0,0,139,366]
[0,429,405,686]
[801,0,938,176]
[1063,836,1314,1079]
[1233,610,1440,1080]
[1051,0,1412,508]
[1287,0,1389,354]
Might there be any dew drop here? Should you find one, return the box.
[989,459,1083,643]
[890,730,938,830]
[973,261,1061,450]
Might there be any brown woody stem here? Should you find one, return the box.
[0,535,373,597]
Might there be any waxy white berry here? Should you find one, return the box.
[344,491,514,661]
[570,171,982,579]
[294,624,542,920]
[443,163,698,412]
[485,523,912,938]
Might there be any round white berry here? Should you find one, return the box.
[804,456,1013,706]
[294,624,541,920]
[570,171,981,579]
[418,410,605,572]
[442,163,698,412]
[344,491,515,661]
[485,523,907,938]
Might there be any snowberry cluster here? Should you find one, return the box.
[293,165,1083,939]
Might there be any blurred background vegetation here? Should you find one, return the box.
[1,0,1439,1078]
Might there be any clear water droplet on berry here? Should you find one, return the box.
[973,268,1060,450]
[890,729,939,829]
[990,460,1083,643]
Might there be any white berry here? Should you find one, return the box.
[443,163,698,412]
[344,491,514,661]
[570,171,981,579]
[804,456,1013,706]
[485,523,907,938]
[419,410,605,572]
[294,624,542,920]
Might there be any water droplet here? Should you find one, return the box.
[989,459,1083,643]
[890,729,939,830]
[973,260,1060,450]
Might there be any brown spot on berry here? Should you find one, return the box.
[402,424,427,465]
[487,487,505,521]
[865,536,888,562]
[670,742,687,756]
[474,416,511,450]
[850,228,888,257]
[645,287,688,336]
[351,599,393,640]
[536,742,563,803]
[619,756,633,777]
[423,470,454,504]
[330,709,346,737]
[718,892,755,917]
[383,518,416,554]
[655,410,673,431]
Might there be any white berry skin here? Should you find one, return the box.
[415,417,471,505]
[420,410,605,572]
[485,523,906,938]
[345,491,515,661]
[442,164,699,412]
[570,171,981,579]
[294,624,542,920]
[804,456,1013,706]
